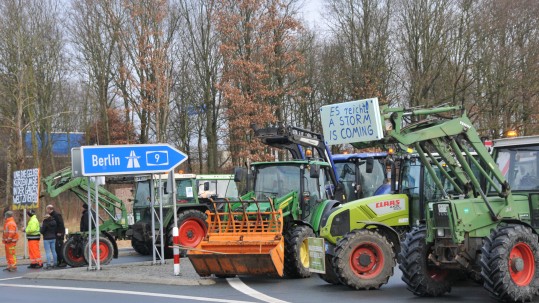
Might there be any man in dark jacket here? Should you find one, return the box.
[40,214,57,269]
[80,204,96,232]
[46,205,66,267]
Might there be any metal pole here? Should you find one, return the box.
[23,208,27,259]
[171,170,177,238]
[87,177,93,270]
[158,176,164,264]
[170,170,180,274]
[95,180,100,270]
[150,174,156,264]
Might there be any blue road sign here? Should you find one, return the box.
[79,144,188,176]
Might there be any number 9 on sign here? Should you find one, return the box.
[146,151,169,166]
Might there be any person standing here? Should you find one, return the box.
[40,214,57,269]
[2,211,19,272]
[80,203,96,232]
[46,204,66,267]
[25,209,43,268]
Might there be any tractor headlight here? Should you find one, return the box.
[437,228,445,237]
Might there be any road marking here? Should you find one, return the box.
[227,278,290,303]
[0,277,22,281]
[0,283,255,303]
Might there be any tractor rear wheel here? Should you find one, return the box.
[131,237,151,255]
[62,235,86,267]
[333,229,394,289]
[165,209,208,258]
[318,253,341,285]
[399,225,453,296]
[284,225,315,278]
[481,224,539,302]
[83,237,114,265]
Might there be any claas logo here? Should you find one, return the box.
[375,200,401,208]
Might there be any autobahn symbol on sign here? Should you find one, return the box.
[79,144,188,176]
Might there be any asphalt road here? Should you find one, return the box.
[1,249,537,303]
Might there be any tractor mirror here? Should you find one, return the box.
[310,164,320,178]
[366,158,374,173]
[234,167,245,182]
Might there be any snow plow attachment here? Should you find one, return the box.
[187,198,284,277]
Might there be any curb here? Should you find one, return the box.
[23,259,216,286]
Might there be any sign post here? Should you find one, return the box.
[80,144,187,176]
[76,144,188,270]
[13,168,40,259]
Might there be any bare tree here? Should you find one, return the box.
[325,0,394,104]
[69,0,121,145]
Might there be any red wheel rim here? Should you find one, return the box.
[179,219,206,247]
[349,242,384,278]
[67,247,84,263]
[510,242,535,286]
[91,242,110,262]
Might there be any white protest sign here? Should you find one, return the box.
[320,97,384,145]
[12,168,40,210]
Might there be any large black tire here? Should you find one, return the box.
[333,229,395,290]
[165,209,208,258]
[399,225,453,296]
[481,224,539,302]
[318,253,341,285]
[131,237,152,255]
[284,225,315,278]
[62,235,87,267]
[83,237,114,265]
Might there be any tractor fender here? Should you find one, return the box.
[311,200,341,233]
[355,221,401,255]
[176,204,210,213]
[499,219,538,235]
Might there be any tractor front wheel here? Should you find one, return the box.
[284,225,315,278]
[481,224,539,302]
[334,229,395,289]
[166,209,208,258]
[318,253,341,285]
[62,235,86,267]
[83,237,114,265]
[399,225,453,296]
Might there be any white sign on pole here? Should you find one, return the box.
[12,168,40,210]
[320,97,384,145]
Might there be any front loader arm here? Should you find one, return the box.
[41,167,129,232]
[352,106,511,221]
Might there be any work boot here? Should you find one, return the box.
[35,264,43,269]
[27,264,36,269]
[2,267,10,271]
[56,262,67,268]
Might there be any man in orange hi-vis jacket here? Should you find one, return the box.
[3,211,19,272]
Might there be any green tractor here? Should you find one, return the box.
[188,123,346,278]
[324,99,539,302]
[129,173,239,257]
[41,168,129,267]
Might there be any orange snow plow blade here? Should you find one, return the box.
[188,198,284,277]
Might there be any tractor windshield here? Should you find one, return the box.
[254,165,301,199]
[493,145,539,191]
[335,159,385,199]
[253,164,331,201]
